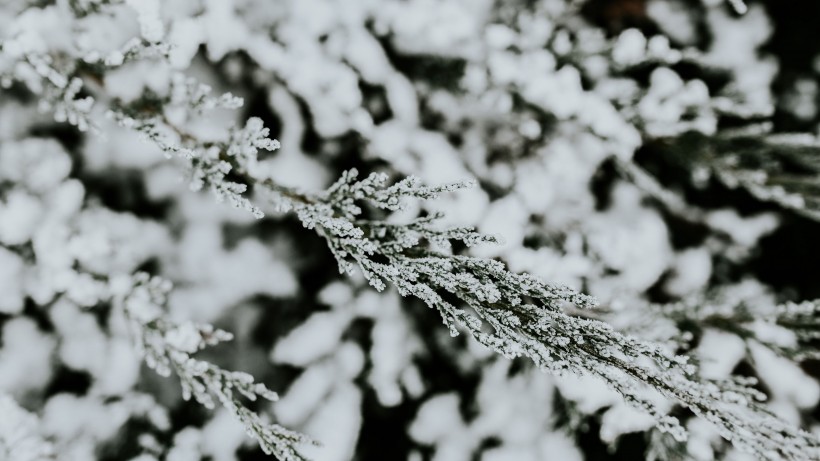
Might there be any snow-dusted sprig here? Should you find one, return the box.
[107,110,271,219]
[81,37,171,71]
[44,73,95,132]
[0,45,95,131]
[321,169,477,218]
[128,154,816,458]
[104,74,285,218]
[108,112,197,159]
[0,33,169,132]
[357,212,502,252]
[270,171,820,460]
[93,66,287,220]
[168,73,244,115]
[226,117,281,167]
[114,273,315,461]
[368,256,815,458]
[1,52,261,216]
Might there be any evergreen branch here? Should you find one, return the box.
[113,273,316,461]
[652,130,820,222]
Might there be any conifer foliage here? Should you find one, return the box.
[2,1,820,460]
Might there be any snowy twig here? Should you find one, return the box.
[113,273,316,461]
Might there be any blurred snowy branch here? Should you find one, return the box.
[115,273,316,461]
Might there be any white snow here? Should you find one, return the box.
[0,247,25,314]
[697,330,746,380]
[0,318,55,397]
[271,311,352,367]
[0,394,53,461]
[612,29,647,66]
